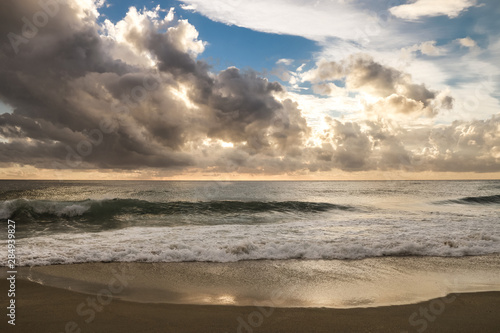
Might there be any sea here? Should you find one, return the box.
[1,180,499,266]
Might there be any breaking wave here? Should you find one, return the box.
[0,198,353,221]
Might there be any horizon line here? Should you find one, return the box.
[1,178,500,182]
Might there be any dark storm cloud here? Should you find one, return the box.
[0,0,309,171]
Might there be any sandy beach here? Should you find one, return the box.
[2,257,500,332]
[1,278,499,332]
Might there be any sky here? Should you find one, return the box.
[0,0,499,180]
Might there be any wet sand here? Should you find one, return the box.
[2,257,500,332]
[1,278,499,332]
[13,256,500,308]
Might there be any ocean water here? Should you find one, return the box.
[1,180,499,266]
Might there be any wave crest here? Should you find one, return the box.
[0,198,352,220]
[439,194,500,205]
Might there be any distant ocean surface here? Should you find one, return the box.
[1,180,499,266]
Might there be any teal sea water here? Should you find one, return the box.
[0,180,499,266]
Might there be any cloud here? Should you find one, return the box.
[302,59,344,83]
[311,83,347,97]
[180,3,197,11]
[0,1,309,172]
[327,120,372,171]
[390,0,478,20]
[307,115,500,173]
[302,54,454,117]
[457,37,477,48]
[404,41,445,56]
[177,0,375,42]
[419,116,500,172]
[276,58,293,66]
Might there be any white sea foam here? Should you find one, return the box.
[4,217,500,266]
[0,199,92,219]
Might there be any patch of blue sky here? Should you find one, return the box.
[0,100,13,115]
[190,18,320,74]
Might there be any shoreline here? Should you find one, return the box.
[1,278,499,332]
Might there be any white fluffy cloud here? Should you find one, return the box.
[302,54,454,118]
[390,0,478,20]
[178,0,375,42]
[309,115,500,172]
[458,37,477,48]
